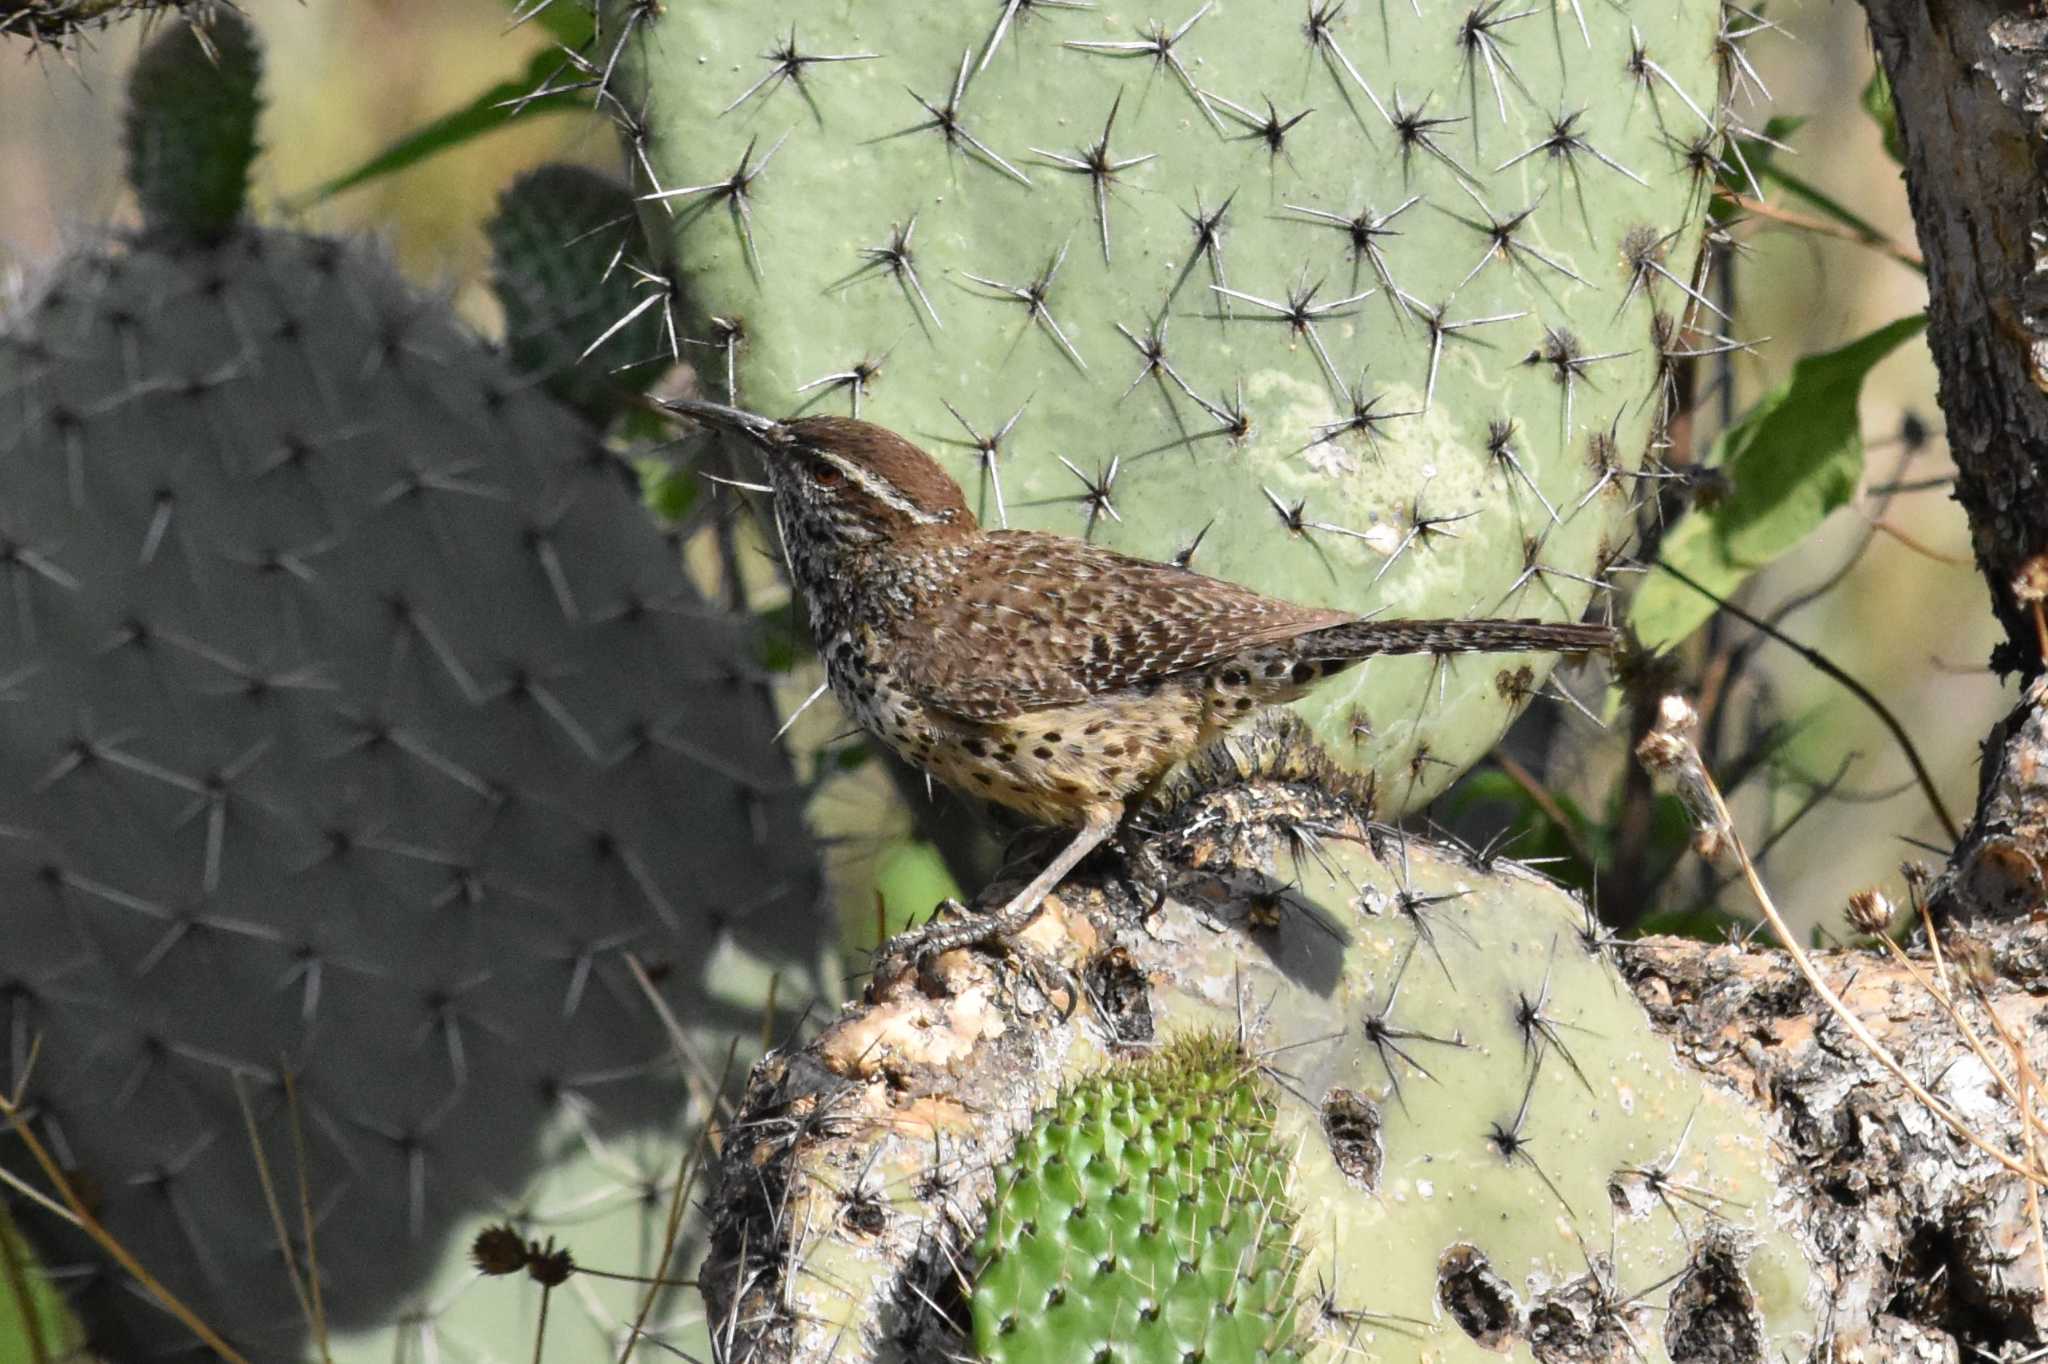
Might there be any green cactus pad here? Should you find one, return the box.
[602,0,1724,808]
[973,1033,1307,1364]
[696,722,1818,1362]
[487,163,672,422]
[123,7,261,240]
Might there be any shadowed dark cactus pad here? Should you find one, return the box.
[0,15,831,1362]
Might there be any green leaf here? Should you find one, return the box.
[503,0,596,49]
[636,459,698,523]
[0,1210,80,1360]
[293,46,586,205]
[862,839,963,946]
[1862,67,1905,166]
[1633,314,1928,649]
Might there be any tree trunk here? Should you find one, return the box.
[1861,0,2048,919]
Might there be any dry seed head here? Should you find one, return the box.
[1634,693,1698,775]
[472,1224,531,1276]
[1844,888,1893,937]
[527,1238,576,1287]
[470,1223,576,1285]
[1636,694,1733,857]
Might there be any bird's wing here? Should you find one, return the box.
[897,531,1349,722]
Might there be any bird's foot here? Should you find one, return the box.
[871,814,1119,1000]
[1115,822,1174,915]
[870,897,982,985]
[870,894,1075,1007]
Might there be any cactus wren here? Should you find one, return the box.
[666,400,1616,976]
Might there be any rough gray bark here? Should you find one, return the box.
[1624,927,2048,1360]
[1861,0,2048,919]
[1863,0,2048,673]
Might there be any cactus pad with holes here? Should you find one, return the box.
[696,725,1819,1362]
[605,0,1726,808]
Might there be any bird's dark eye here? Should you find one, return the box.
[811,461,845,488]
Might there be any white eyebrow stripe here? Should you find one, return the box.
[820,451,943,524]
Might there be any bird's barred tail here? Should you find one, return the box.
[1304,618,1619,660]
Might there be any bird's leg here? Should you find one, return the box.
[874,807,1121,985]
[1114,809,1173,914]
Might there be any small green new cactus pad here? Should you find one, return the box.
[123,7,261,240]
[0,16,830,1363]
[601,0,1727,808]
[487,162,671,422]
[973,1033,1306,1364]
[697,723,1818,1362]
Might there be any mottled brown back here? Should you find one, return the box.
[897,531,1350,721]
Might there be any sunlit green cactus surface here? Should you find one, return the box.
[973,1035,1307,1364]
[612,0,1724,807]
[705,730,1818,1362]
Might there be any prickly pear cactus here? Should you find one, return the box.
[973,1033,1307,1364]
[700,720,1818,1363]
[599,0,1726,808]
[488,163,670,423]
[123,0,260,242]
[0,15,830,1364]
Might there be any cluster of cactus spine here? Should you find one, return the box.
[600,0,1730,811]
[972,1032,1307,1364]
[690,723,1819,1363]
[0,12,829,1362]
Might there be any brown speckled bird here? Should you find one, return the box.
[667,400,1616,971]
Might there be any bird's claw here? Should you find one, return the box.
[870,897,970,986]
[870,898,1076,1012]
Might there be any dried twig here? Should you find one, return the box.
[1715,188,1925,270]
[1654,561,1961,842]
[0,1084,250,1363]
[232,1075,325,1359]
[1637,695,2041,1188]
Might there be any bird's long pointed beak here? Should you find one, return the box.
[658,397,789,449]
